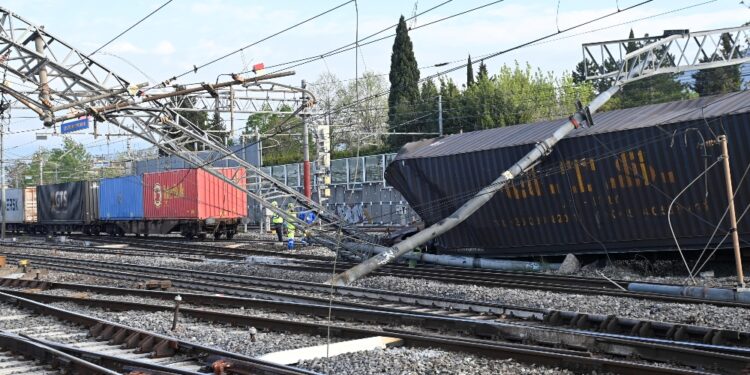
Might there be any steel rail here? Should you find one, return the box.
[0,290,317,375]
[1,286,739,374]
[3,257,750,352]
[5,249,747,310]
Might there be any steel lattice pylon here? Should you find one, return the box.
[0,6,369,245]
[582,26,750,82]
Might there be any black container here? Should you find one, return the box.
[37,181,99,224]
[386,91,750,257]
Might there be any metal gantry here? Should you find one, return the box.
[0,6,368,244]
[582,26,750,82]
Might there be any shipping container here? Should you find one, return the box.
[37,181,99,225]
[99,175,144,220]
[385,91,750,257]
[2,189,24,224]
[24,187,37,223]
[143,167,247,220]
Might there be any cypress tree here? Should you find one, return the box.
[477,60,489,81]
[693,33,742,96]
[466,55,475,87]
[618,29,689,108]
[387,15,420,149]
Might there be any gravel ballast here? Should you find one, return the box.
[7,245,750,332]
[298,346,575,375]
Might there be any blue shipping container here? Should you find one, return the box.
[99,175,144,220]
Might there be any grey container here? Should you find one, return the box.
[385,91,750,257]
[37,181,99,225]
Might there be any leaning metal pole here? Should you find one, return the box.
[329,25,750,286]
[328,86,619,285]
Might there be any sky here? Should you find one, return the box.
[1,0,748,162]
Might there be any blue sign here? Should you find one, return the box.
[61,118,89,134]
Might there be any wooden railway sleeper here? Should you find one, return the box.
[152,339,178,358]
[124,331,142,349]
[110,327,129,345]
[96,324,116,341]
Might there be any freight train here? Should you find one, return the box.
[3,167,247,239]
[385,91,750,258]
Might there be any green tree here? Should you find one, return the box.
[20,138,95,185]
[244,104,305,166]
[477,60,489,81]
[416,79,439,136]
[466,55,475,88]
[387,15,420,148]
[438,78,463,134]
[618,29,691,109]
[693,33,742,96]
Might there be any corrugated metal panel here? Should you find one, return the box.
[37,181,99,224]
[3,189,24,223]
[99,175,144,220]
[395,91,750,160]
[24,187,36,223]
[197,168,247,219]
[144,168,246,219]
[386,95,750,257]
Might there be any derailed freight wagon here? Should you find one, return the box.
[142,167,247,239]
[385,91,750,258]
[36,181,99,235]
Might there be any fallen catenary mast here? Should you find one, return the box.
[329,26,750,286]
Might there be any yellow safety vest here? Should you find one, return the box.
[272,212,283,224]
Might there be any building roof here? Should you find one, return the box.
[395,90,750,160]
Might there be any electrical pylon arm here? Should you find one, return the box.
[329,24,750,286]
[0,6,368,243]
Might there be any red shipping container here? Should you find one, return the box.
[143,168,247,219]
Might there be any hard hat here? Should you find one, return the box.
[287,203,294,209]
[271,201,278,207]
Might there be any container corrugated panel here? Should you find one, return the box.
[3,189,24,224]
[99,175,144,220]
[143,167,247,220]
[23,187,36,223]
[386,91,750,257]
[37,181,99,224]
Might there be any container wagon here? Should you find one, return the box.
[385,91,750,258]
[98,175,145,236]
[36,181,99,235]
[142,167,247,239]
[3,187,36,234]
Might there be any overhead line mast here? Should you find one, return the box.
[329,26,750,286]
[0,6,372,246]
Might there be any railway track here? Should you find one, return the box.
[1,279,743,374]
[4,243,747,309]
[13,234,331,262]
[3,253,750,371]
[0,290,316,375]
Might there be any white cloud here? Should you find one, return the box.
[153,40,176,56]
[104,41,144,54]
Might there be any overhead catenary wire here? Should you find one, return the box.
[157,0,356,86]
[195,0,652,176]
[87,0,174,57]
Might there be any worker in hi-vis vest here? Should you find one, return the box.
[271,201,284,242]
[286,202,296,250]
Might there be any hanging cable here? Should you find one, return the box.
[667,157,722,284]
